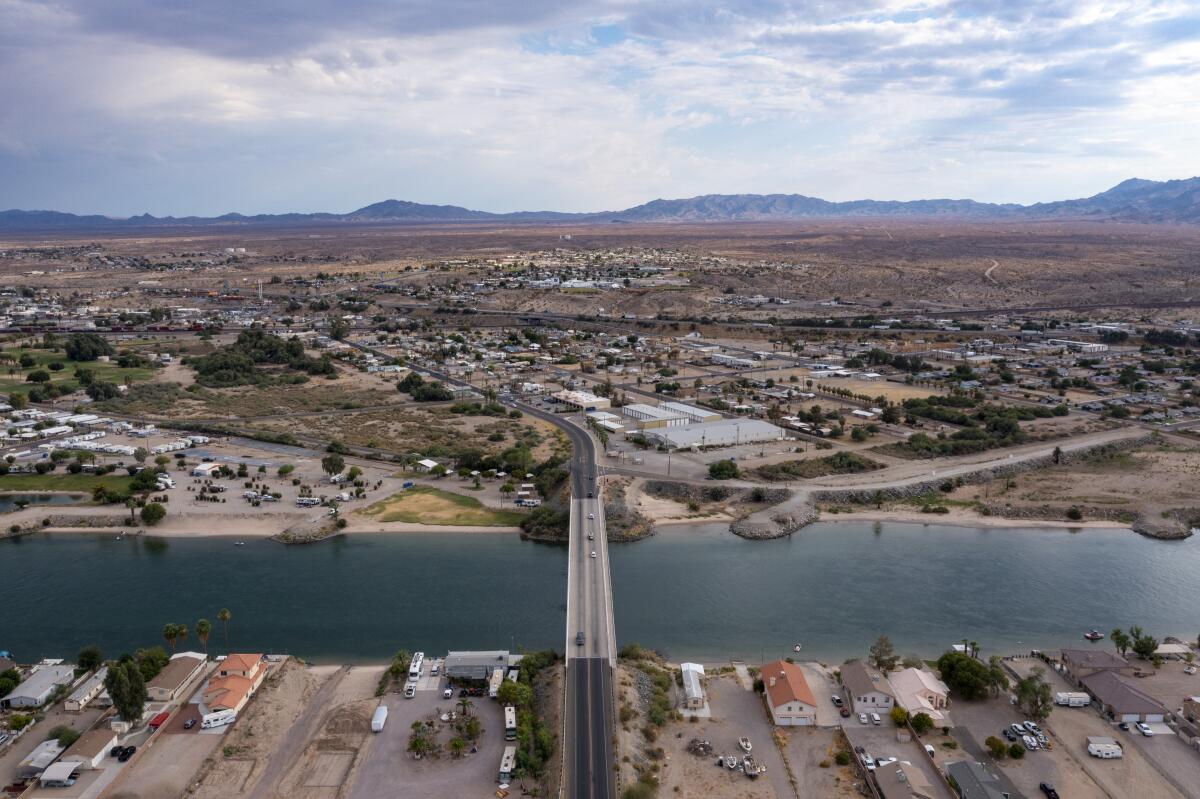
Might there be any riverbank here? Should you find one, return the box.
[820,507,1131,531]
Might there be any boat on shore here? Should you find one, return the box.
[738,737,752,753]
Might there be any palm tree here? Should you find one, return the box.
[176,624,189,650]
[218,608,231,649]
[163,623,179,653]
[457,698,474,718]
[449,736,466,758]
[196,619,212,655]
[970,641,979,659]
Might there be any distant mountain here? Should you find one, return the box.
[3,177,1198,231]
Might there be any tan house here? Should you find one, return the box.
[60,728,117,770]
[761,660,817,726]
[889,667,951,724]
[1060,649,1133,685]
[147,653,206,702]
[877,761,939,799]
[841,660,895,715]
[202,653,266,715]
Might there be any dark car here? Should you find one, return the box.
[587,492,593,498]
[117,746,137,762]
[1039,783,1060,799]
[110,746,123,758]
[1118,721,1130,731]
[1002,729,1017,742]
[839,707,851,718]
[183,718,196,729]
[576,632,585,646]
[831,695,844,707]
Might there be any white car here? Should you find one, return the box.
[588,512,594,519]
[870,713,882,726]
[1022,735,1039,750]
[1023,720,1042,734]
[858,713,869,725]
[590,551,597,559]
[861,753,876,770]
[443,688,453,699]
[876,756,898,768]
[403,684,416,699]
[1135,722,1154,736]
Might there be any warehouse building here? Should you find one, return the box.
[657,401,723,424]
[620,403,689,429]
[643,419,785,450]
[550,389,611,411]
[445,650,516,680]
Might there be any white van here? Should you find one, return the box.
[870,713,881,726]
[201,710,236,729]
[371,705,388,732]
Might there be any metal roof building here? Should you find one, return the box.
[643,418,785,450]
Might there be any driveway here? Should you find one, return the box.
[797,662,842,727]
[704,677,794,799]
[842,724,954,799]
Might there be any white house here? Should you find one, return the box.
[841,660,895,715]
[191,462,221,478]
[65,667,108,713]
[59,728,117,770]
[415,458,440,473]
[2,664,75,708]
[762,660,817,726]
[680,662,705,710]
[889,667,950,724]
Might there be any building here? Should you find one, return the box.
[550,389,611,412]
[1060,649,1133,684]
[65,666,108,712]
[38,761,80,788]
[2,664,74,708]
[16,740,65,780]
[841,660,895,715]
[444,650,513,681]
[945,760,1019,799]
[877,761,939,799]
[414,458,441,473]
[889,667,950,724]
[620,403,689,429]
[657,401,723,424]
[60,728,118,770]
[680,662,705,710]
[202,653,266,715]
[761,659,817,726]
[643,418,785,450]
[147,653,207,702]
[1184,695,1200,724]
[191,462,221,478]
[1080,670,1168,723]
[710,352,755,368]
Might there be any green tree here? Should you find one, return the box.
[163,623,180,653]
[936,652,990,700]
[1131,630,1159,660]
[1111,628,1131,657]
[329,316,349,340]
[26,369,50,383]
[869,635,900,672]
[196,619,212,654]
[707,459,740,480]
[140,502,166,526]
[890,706,909,726]
[458,697,474,717]
[104,659,147,723]
[218,608,231,649]
[986,655,1010,698]
[910,712,935,734]
[321,453,345,477]
[985,735,1007,759]
[1008,743,1025,759]
[449,736,466,758]
[278,464,295,478]
[497,680,534,708]
[1015,667,1054,722]
[77,645,103,672]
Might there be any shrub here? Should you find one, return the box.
[1008,743,1025,759]
[140,503,166,526]
[834,750,851,766]
[985,736,1007,759]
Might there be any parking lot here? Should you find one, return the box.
[347,675,507,799]
[841,717,953,799]
[797,662,843,727]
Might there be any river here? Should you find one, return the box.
[1,522,1196,664]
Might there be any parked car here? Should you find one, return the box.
[1023,720,1042,734]
[1002,729,1017,742]
[431,664,440,676]
[1011,723,1027,736]
[861,753,876,771]
[1135,722,1154,736]
[1022,735,1039,751]
[831,695,844,707]
[403,684,416,699]
[924,744,936,758]
[870,713,882,726]
[110,746,123,758]
[876,756,898,767]
[839,707,851,718]
[117,746,136,762]
[183,719,196,729]
[858,713,869,725]
[443,688,453,699]
[1040,783,1060,799]
[1118,721,1131,731]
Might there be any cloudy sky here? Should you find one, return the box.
[2,0,1199,215]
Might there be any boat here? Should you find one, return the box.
[738,737,752,753]
[743,755,761,778]
[724,755,738,770]
[1084,629,1104,641]
[234,541,245,547]
[1185,665,1197,675]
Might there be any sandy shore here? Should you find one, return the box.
[818,507,1130,530]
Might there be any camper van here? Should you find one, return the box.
[371,706,388,732]
[201,710,236,729]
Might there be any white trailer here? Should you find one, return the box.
[371,705,388,732]
[1087,736,1122,758]
[201,709,236,729]
[1055,692,1091,707]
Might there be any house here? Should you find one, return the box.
[946,760,1021,799]
[889,667,951,724]
[444,650,512,680]
[16,740,65,780]
[1060,649,1132,684]
[761,659,817,726]
[841,660,895,715]
[65,666,108,712]
[147,653,207,701]
[191,462,221,478]
[202,653,266,715]
[680,662,705,710]
[877,760,939,799]
[59,728,117,770]
[1183,695,1200,724]
[2,664,74,708]
[414,458,440,473]
[38,761,80,788]
[1080,670,1168,723]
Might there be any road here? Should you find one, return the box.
[506,397,616,799]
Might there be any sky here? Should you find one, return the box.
[1,0,1199,216]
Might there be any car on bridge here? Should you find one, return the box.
[575,632,585,646]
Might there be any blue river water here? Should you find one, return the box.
[1,522,1196,664]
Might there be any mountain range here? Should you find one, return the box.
[3,177,1199,231]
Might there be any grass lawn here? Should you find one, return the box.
[0,347,156,396]
[0,472,134,494]
[357,486,525,526]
